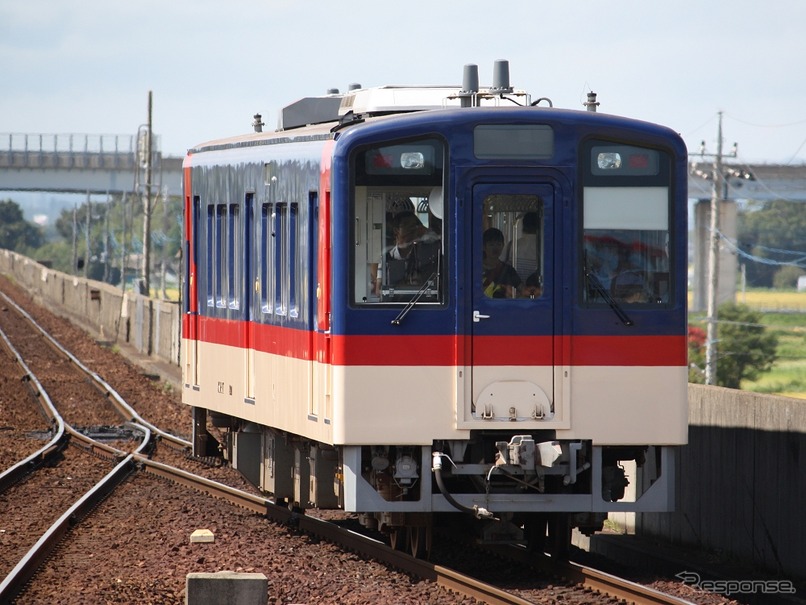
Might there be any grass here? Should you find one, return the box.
[690,289,806,398]
[736,289,806,312]
[741,311,806,398]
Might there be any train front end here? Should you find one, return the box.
[327,82,688,545]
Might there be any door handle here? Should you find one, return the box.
[473,310,490,322]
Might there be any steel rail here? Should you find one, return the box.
[136,457,538,604]
[569,563,698,605]
[0,291,191,451]
[0,324,68,492]
[0,424,154,603]
[0,289,160,602]
[486,542,697,605]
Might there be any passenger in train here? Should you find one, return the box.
[387,211,439,259]
[519,271,542,298]
[585,237,621,291]
[375,211,440,292]
[482,228,521,298]
[510,211,539,279]
[611,270,651,303]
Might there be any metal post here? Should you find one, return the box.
[141,91,153,296]
[704,112,724,385]
[84,191,91,278]
[71,203,78,275]
[103,191,110,284]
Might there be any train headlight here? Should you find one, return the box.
[400,151,425,170]
[597,151,622,170]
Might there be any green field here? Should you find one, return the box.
[691,290,806,399]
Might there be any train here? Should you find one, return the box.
[181,61,688,555]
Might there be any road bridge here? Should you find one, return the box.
[0,133,183,196]
[2,132,805,202]
[688,161,806,203]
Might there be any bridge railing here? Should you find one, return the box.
[0,133,162,171]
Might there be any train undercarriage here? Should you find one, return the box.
[193,407,675,558]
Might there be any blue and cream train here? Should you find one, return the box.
[182,61,688,553]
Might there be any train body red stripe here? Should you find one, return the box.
[186,317,685,366]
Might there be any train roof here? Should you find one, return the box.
[187,61,683,157]
[277,84,531,131]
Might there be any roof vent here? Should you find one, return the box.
[278,95,343,130]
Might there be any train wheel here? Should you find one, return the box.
[389,528,407,552]
[546,513,571,559]
[407,525,431,559]
[524,514,548,553]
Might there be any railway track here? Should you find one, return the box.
[0,279,715,604]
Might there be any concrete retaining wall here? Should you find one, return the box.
[639,384,805,578]
[0,250,180,367]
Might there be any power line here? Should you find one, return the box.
[716,229,806,268]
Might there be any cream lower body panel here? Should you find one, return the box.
[182,339,333,445]
[565,365,688,445]
[184,338,687,448]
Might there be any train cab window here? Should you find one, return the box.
[582,142,672,305]
[481,196,544,299]
[351,138,445,305]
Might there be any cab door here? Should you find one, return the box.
[469,182,556,423]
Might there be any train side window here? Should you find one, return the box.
[228,203,240,310]
[289,202,299,319]
[351,137,445,305]
[216,204,227,308]
[275,203,287,316]
[206,204,214,307]
[260,203,273,315]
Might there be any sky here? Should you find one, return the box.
[2,0,806,165]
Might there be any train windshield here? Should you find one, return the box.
[582,142,672,305]
[351,138,446,304]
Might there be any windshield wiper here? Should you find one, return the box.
[391,272,437,326]
[584,266,633,327]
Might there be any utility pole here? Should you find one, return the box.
[698,112,737,385]
[71,203,78,274]
[120,192,129,292]
[141,91,154,296]
[84,191,91,278]
[103,191,110,284]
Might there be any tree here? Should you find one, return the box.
[689,304,778,388]
[738,200,806,287]
[715,304,777,388]
[45,194,181,286]
[687,325,706,383]
[0,199,44,252]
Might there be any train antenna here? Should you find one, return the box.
[584,92,600,112]
[490,60,513,95]
[459,64,479,108]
